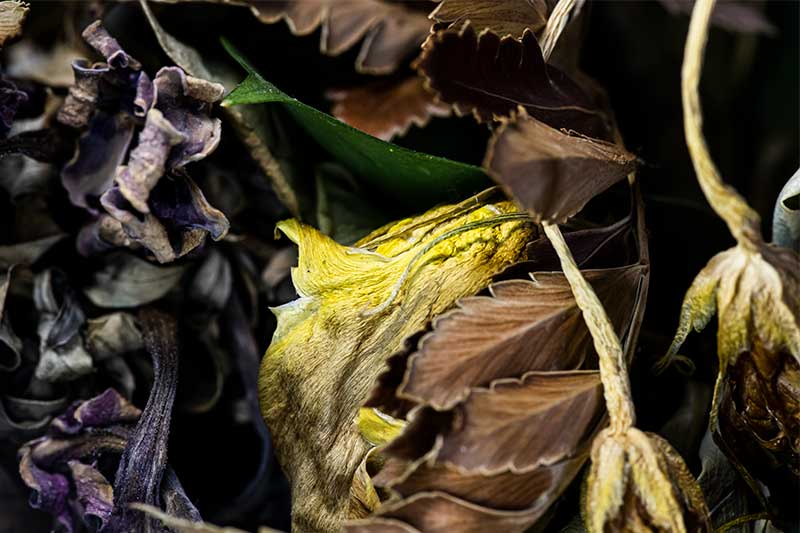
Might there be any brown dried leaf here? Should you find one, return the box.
[350,491,560,533]
[376,454,586,510]
[328,76,450,141]
[430,0,549,40]
[389,371,603,474]
[414,23,609,137]
[484,109,636,223]
[247,0,431,74]
[397,266,644,410]
[0,0,28,48]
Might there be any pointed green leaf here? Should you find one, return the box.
[220,38,489,205]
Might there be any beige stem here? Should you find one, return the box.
[543,222,635,432]
[539,0,585,61]
[682,0,763,250]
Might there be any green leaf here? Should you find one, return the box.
[220,38,490,206]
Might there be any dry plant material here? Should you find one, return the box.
[259,194,533,532]
[243,0,431,74]
[655,0,800,523]
[414,22,609,138]
[543,223,711,533]
[0,0,27,48]
[484,108,636,222]
[348,212,649,532]
[328,77,450,142]
[430,0,549,40]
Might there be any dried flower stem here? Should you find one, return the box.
[682,0,763,250]
[539,0,586,61]
[543,222,635,432]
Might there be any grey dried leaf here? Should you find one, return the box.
[84,252,186,308]
[0,234,66,269]
[86,312,144,361]
[33,269,92,383]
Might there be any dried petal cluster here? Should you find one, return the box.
[259,194,534,531]
[59,21,229,263]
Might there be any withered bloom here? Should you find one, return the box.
[18,388,141,532]
[585,428,711,533]
[259,193,533,531]
[59,21,228,263]
[656,0,800,523]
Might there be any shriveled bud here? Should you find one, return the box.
[259,194,532,532]
[585,427,711,533]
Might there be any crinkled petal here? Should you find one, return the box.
[61,111,136,209]
[153,66,224,168]
[115,108,185,213]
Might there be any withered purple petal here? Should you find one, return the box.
[69,460,114,530]
[52,389,141,435]
[152,67,224,168]
[115,108,184,213]
[81,20,142,71]
[61,111,136,210]
[134,71,154,117]
[18,446,71,519]
[58,59,108,129]
[104,310,179,532]
[148,176,230,241]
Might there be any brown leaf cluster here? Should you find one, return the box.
[350,214,650,532]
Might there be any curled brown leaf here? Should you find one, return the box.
[484,109,636,223]
[414,22,609,137]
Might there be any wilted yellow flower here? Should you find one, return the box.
[659,0,800,521]
[585,427,711,533]
[658,242,800,518]
[259,194,532,532]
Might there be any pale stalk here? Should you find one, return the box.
[543,222,635,433]
[682,0,763,250]
[539,0,585,61]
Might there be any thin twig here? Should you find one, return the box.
[543,222,635,432]
[682,0,763,250]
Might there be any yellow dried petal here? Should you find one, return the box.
[661,243,800,372]
[585,428,711,533]
[259,195,532,532]
[357,408,405,447]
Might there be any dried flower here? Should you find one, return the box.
[655,0,800,522]
[259,193,533,531]
[585,427,711,533]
